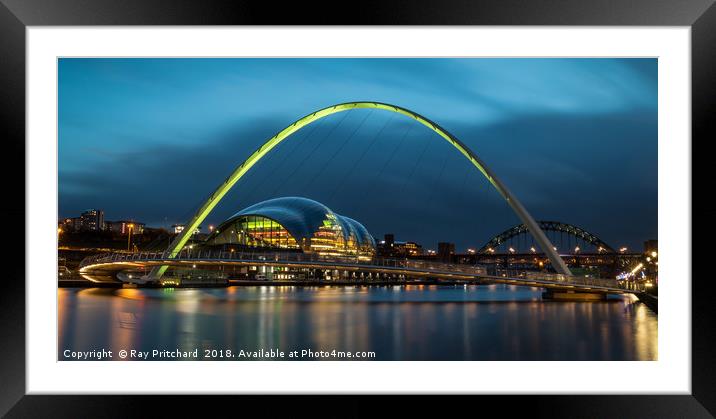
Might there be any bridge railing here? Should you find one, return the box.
[520,270,638,290]
[79,250,641,291]
[82,249,487,270]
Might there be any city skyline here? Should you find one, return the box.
[59,58,657,250]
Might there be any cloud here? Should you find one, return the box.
[58,58,657,250]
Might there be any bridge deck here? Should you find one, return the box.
[78,251,643,294]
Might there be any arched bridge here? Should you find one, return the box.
[151,101,572,280]
[79,250,643,295]
[478,221,616,254]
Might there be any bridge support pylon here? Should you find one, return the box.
[542,291,607,301]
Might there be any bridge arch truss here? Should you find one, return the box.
[477,221,615,254]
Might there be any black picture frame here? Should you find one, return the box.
[1,0,713,417]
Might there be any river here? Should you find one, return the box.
[58,284,657,361]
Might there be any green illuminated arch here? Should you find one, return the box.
[151,102,571,279]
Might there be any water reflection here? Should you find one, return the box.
[58,285,657,361]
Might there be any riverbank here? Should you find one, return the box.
[58,280,123,288]
[636,292,658,313]
[58,278,473,288]
[56,280,657,314]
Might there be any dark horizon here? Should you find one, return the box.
[58,58,657,251]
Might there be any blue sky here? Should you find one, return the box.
[58,58,657,251]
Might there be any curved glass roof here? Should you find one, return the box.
[341,216,377,249]
[218,196,375,248]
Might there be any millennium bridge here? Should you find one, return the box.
[76,101,652,299]
[78,249,645,297]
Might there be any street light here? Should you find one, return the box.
[630,263,644,275]
[127,223,135,252]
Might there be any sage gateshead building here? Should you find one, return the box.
[202,197,376,260]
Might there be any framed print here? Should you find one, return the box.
[1,0,714,416]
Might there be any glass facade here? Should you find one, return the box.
[207,215,299,249]
[203,197,376,259]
